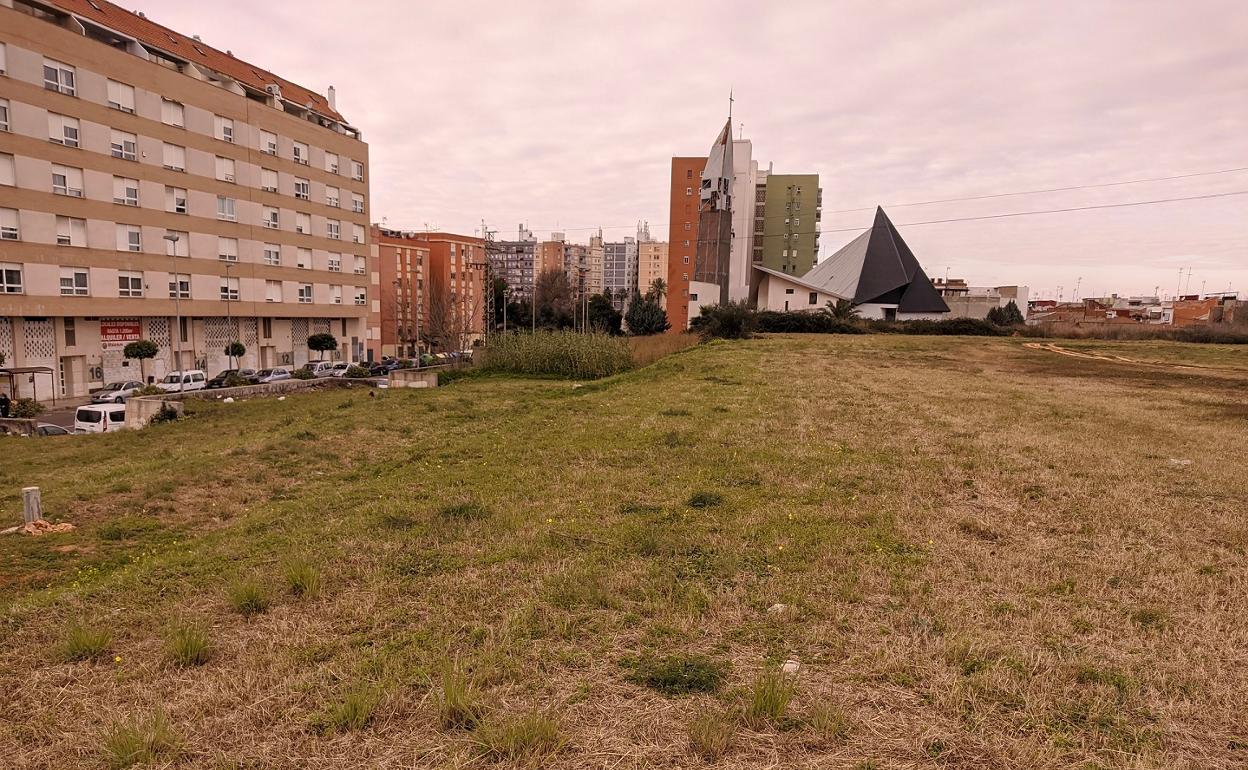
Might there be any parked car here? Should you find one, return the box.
[369,359,402,376]
[206,368,258,389]
[34,423,70,436]
[328,362,352,377]
[91,380,144,404]
[74,404,128,433]
[254,367,292,383]
[155,370,207,392]
[302,361,336,377]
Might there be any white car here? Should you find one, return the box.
[155,369,207,392]
[255,367,292,383]
[92,380,144,404]
[74,404,128,433]
[302,361,336,378]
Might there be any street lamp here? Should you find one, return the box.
[162,232,184,393]
[224,262,234,369]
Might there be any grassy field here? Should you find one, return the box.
[1,335,1245,769]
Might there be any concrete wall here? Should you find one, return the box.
[388,368,440,389]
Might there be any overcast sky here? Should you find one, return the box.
[130,0,1248,299]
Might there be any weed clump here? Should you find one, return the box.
[437,669,485,730]
[167,623,211,667]
[472,711,563,761]
[688,710,734,760]
[61,622,112,662]
[439,500,492,521]
[102,709,177,769]
[283,557,322,598]
[687,491,723,509]
[1131,607,1167,629]
[314,686,378,733]
[808,702,850,742]
[625,653,728,695]
[742,668,796,729]
[226,580,270,616]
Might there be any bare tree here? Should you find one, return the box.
[426,287,484,354]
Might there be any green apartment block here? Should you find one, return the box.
[753,174,822,275]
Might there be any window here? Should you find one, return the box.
[112,176,138,206]
[352,224,364,244]
[263,244,281,266]
[325,186,339,207]
[165,231,189,257]
[64,317,76,347]
[686,169,693,180]
[0,154,12,186]
[326,220,340,240]
[297,283,312,303]
[0,208,17,240]
[163,143,186,171]
[216,156,236,183]
[218,237,238,262]
[689,293,698,302]
[260,130,278,155]
[262,317,272,338]
[330,284,342,305]
[297,248,311,269]
[168,273,190,298]
[351,160,364,181]
[353,255,366,275]
[48,113,80,147]
[354,288,366,306]
[682,255,689,264]
[116,224,141,252]
[809,292,818,305]
[293,178,310,200]
[161,99,184,127]
[685,187,692,196]
[265,280,282,302]
[0,263,23,293]
[214,115,234,143]
[325,152,339,173]
[351,193,364,214]
[107,80,135,112]
[119,271,144,297]
[43,59,76,95]
[293,141,308,165]
[295,212,310,234]
[262,206,279,229]
[52,164,84,196]
[109,130,137,161]
[56,216,85,246]
[683,222,691,231]
[0,43,5,75]
[165,186,187,214]
[220,276,240,301]
[327,253,341,272]
[261,168,278,192]
[0,99,7,132]
[217,196,236,221]
[784,288,794,295]
[60,267,89,296]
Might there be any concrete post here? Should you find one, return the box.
[22,486,42,524]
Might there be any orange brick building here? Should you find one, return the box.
[667,157,706,330]
[411,232,487,351]
[371,226,428,359]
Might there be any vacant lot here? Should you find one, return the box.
[1,335,1245,769]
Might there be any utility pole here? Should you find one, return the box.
[162,232,184,392]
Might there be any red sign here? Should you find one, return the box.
[100,318,142,349]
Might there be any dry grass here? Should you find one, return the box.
[629,331,700,367]
[2,335,1246,768]
[688,710,735,760]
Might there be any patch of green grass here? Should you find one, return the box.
[471,711,564,762]
[1130,607,1167,630]
[687,710,734,760]
[102,709,177,769]
[624,653,729,695]
[742,668,796,729]
[60,621,112,662]
[96,515,160,542]
[808,702,850,742]
[686,491,723,509]
[436,669,485,731]
[226,580,270,617]
[438,500,492,521]
[282,557,321,598]
[167,623,211,667]
[314,686,378,734]
[1075,664,1135,699]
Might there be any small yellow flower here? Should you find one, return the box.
[113,656,122,664]
[546,518,554,524]
[777,545,784,550]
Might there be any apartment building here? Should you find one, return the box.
[754,173,821,276]
[410,232,485,351]
[637,238,667,300]
[371,225,428,359]
[489,223,537,300]
[586,230,604,296]
[0,0,370,397]
[666,156,704,330]
[603,236,637,307]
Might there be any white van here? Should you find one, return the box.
[74,404,129,434]
[155,370,207,392]
[303,361,336,377]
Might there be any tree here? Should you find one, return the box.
[587,292,623,335]
[625,291,670,336]
[986,301,1024,327]
[535,268,575,329]
[693,300,757,340]
[123,339,159,382]
[307,333,338,360]
[823,298,860,321]
[647,278,667,301]
[224,341,245,369]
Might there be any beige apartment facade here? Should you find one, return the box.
[0,0,370,399]
[637,239,668,299]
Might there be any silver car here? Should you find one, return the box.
[92,380,144,404]
[255,367,292,383]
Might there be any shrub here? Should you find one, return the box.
[316,686,377,733]
[291,368,315,380]
[135,384,164,396]
[692,300,757,340]
[472,711,563,761]
[167,623,211,667]
[480,332,633,380]
[222,372,251,388]
[61,621,112,662]
[687,491,723,509]
[625,293,671,336]
[102,709,177,769]
[865,318,1009,336]
[742,668,796,729]
[755,311,867,334]
[625,653,729,695]
[344,365,372,378]
[437,668,485,730]
[148,403,180,425]
[12,398,45,418]
[226,580,270,616]
[688,711,734,760]
[283,557,321,598]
